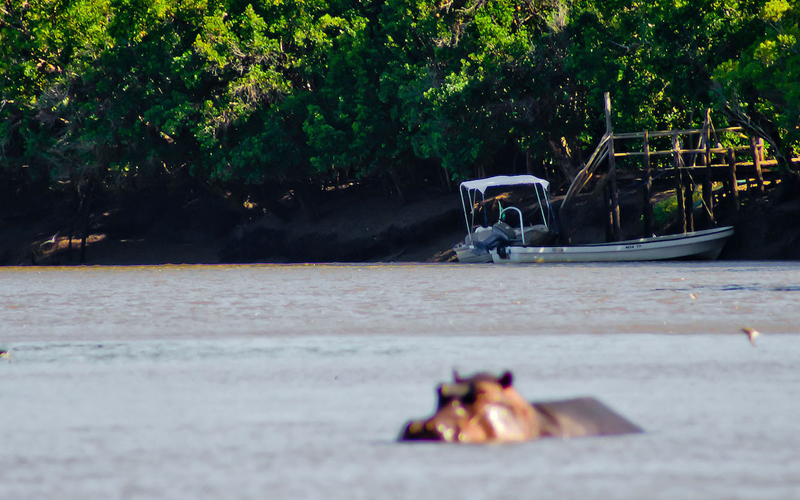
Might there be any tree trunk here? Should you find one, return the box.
[79,187,93,264]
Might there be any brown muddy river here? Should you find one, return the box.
[1,262,799,499]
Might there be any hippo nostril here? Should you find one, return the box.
[442,427,455,441]
[401,419,446,441]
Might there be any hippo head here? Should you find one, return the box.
[400,371,540,443]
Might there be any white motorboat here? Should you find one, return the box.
[490,226,734,263]
[454,175,734,263]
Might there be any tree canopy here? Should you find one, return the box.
[2,0,798,198]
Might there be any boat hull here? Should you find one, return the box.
[490,227,734,263]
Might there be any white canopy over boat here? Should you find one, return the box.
[455,175,555,263]
[459,175,550,194]
[459,175,553,234]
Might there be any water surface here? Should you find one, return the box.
[1,262,799,499]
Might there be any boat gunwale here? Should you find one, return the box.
[492,226,733,254]
[553,226,734,249]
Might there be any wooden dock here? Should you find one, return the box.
[563,93,796,241]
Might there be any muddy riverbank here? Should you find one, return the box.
[1,180,798,265]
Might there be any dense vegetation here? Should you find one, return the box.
[2,0,799,205]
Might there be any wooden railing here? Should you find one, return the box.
[564,93,791,241]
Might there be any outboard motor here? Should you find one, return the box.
[474,221,516,252]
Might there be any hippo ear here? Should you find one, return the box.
[499,371,513,388]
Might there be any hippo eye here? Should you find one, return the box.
[461,387,477,405]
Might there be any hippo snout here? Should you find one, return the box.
[400,419,452,441]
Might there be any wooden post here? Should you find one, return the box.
[604,184,613,242]
[702,109,714,225]
[728,147,740,212]
[750,136,765,195]
[684,177,694,233]
[672,131,687,233]
[604,92,621,241]
[642,131,654,237]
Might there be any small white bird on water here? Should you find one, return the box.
[741,327,760,347]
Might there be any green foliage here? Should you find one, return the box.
[713,0,800,161]
[649,189,704,228]
[1,0,799,196]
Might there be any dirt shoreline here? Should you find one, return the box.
[0,182,466,266]
[1,181,799,266]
